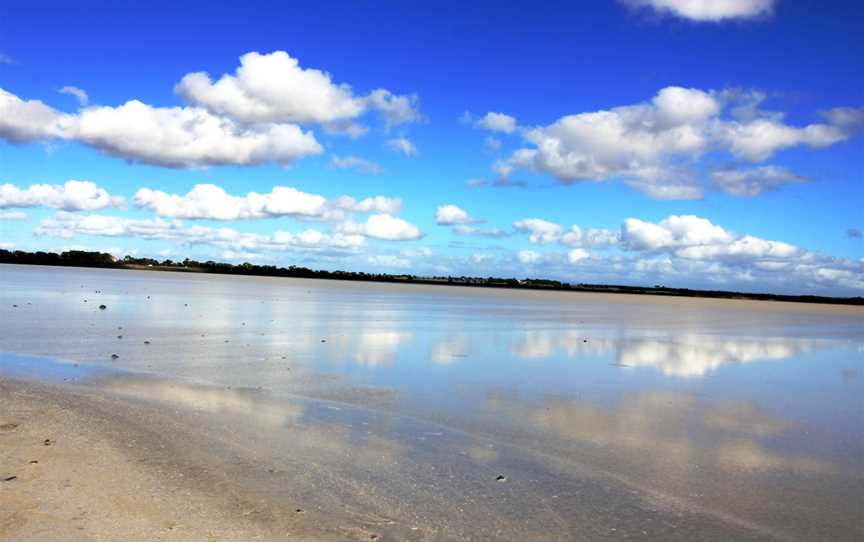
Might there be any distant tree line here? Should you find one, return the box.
[0,249,118,267]
[1,248,861,306]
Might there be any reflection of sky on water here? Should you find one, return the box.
[2,265,861,417]
[615,335,815,377]
[91,373,838,476]
[505,329,822,377]
[0,352,115,383]
[2,265,864,539]
[93,376,408,469]
[351,331,413,367]
[484,389,830,474]
[64,374,799,540]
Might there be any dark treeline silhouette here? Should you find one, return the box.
[0,249,117,268]
[1,248,861,306]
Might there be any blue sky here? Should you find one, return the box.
[1,0,862,295]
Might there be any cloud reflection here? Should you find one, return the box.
[485,390,832,475]
[511,330,616,360]
[508,329,819,377]
[430,336,468,365]
[617,335,815,377]
[99,377,304,427]
[98,376,406,468]
[352,331,412,367]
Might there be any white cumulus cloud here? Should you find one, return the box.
[560,226,620,248]
[503,212,863,292]
[436,204,477,225]
[176,51,362,125]
[514,218,563,244]
[515,218,619,248]
[338,214,423,241]
[619,215,806,267]
[502,86,860,199]
[621,215,737,251]
[176,51,420,129]
[134,184,327,221]
[0,180,125,211]
[0,88,323,168]
[0,51,425,168]
[35,211,366,252]
[68,100,322,168]
[36,212,185,240]
[334,195,403,215]
[622,0,775,21]
[476,112,517,134]
[134,184,402,222]
[0,88,69,143]
[568,248,590,263]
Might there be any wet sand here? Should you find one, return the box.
[0,378,373,541]
[1,377,790,541]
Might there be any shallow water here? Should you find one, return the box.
[2,264,863,540]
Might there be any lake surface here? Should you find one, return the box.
[2,264,863,540]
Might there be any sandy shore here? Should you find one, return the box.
[1,375,794,542]
[0,378,392,541]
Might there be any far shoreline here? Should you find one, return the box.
[1,249,862,307]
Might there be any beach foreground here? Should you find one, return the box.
[0,378,366,541]
[0,377,795,541]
